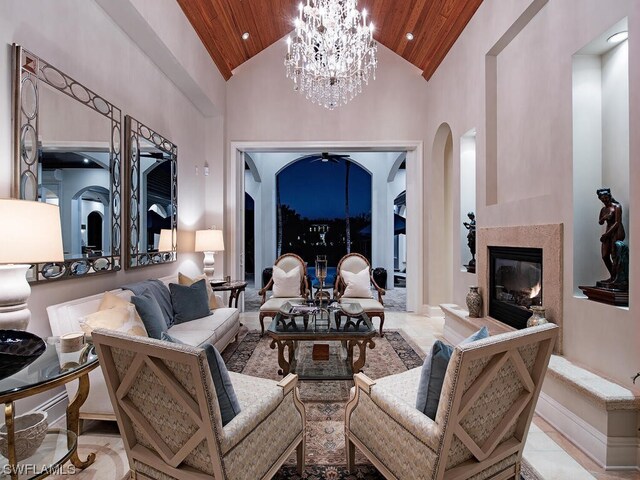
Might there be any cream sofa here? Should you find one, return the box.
[47,275,240,421]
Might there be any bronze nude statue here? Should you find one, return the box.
[463,212,476,272]
[578,188,628,305]
[596,188,627,288]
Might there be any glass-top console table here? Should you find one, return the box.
[0,339,99,479]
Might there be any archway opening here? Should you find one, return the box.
[426,123,454,309]
[276,155,372,267]
[87,211,103,253]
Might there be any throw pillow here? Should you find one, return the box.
[98,290,144,324]
[161,332,241,426]
[342,266,372,298]
[416,326,489,419]
[272,265,301,297]
[131,290,168,340]
[169,279,211,324]
[79,304,148,337]
[178,272,223,309]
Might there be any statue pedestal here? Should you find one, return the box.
[578,285,628,307]
[464,259,476,274]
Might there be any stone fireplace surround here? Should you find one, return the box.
[477,224,564,353]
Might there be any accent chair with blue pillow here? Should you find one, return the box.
[93,327,307,479]
[345,324,559,480]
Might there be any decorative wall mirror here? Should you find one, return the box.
[124,116,177,268]
[12,44,122,282]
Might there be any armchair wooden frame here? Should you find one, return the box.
[93,329,306,480]
[345,324,558,480]
[258,253,310,335]
[334,253,386,335]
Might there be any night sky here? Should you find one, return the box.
[277,159,372,219]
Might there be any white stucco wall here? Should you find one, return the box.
[424,0,639,389]
[0,0,225,413]
[226,41,428,310]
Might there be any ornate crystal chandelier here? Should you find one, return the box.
[284,0,378,110]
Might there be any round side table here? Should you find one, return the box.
[0,339,99,479]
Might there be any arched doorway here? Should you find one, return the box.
[87,211,103,253]
[244,192,255,281]
[425,123,454,308]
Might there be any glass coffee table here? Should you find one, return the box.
[0,339,99,479]
[266,301,376,380]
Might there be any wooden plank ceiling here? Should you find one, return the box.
[176,0,483,81]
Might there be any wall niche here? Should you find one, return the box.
[572,18,629,302]
[460,128,477,273]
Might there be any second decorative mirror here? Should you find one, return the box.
[124,116,177,268]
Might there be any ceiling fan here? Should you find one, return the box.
[297,152,352,163]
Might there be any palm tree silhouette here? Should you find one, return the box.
[345,160,351,254]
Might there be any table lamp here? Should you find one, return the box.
[0,199,64,330]
[195,229,224,280]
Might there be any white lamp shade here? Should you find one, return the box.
[158,229,174,251]
[195,229,224,252]
[0,199,64,264]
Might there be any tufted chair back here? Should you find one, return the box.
[338,253,370,274]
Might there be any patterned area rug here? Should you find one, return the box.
[223,329,536,480]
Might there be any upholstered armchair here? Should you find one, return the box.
[93,328,306,480]
[345,324,558,480]
[334,253,385,335]
[258,253,310,335]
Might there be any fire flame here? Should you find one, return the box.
[529,282,541,299]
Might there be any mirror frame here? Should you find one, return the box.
[124,115,178,269]
[12,44,122,282]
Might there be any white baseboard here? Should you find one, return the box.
[32,391,68,425]
[536,392,639,470]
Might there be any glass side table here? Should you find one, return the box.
[0,339,99,479]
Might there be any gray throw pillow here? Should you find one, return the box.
[169,279,211,324]
[416,326,489,419]
[161,332,241,426]
[131,289,168,340]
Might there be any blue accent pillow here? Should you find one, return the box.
[131,289,168,340]
[161,332,241,426]
[169,279,211,324]
[416,326,489,419]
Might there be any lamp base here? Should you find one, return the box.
[202,251,216,280]
[0,265,32,330]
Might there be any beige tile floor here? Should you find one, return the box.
[54,311,639,480]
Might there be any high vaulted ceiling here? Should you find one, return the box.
[177,0,483,81]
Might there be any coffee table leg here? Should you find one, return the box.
[270,339,297,376]
[67,372,96,469]
[349,339,376,373]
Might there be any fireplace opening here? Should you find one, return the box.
[489,246,542,330]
